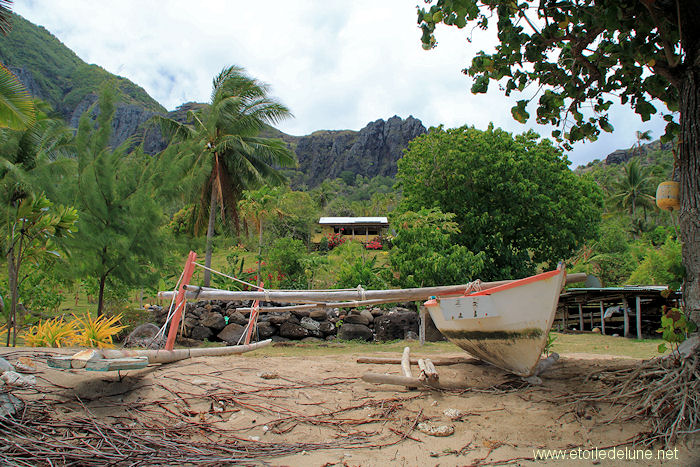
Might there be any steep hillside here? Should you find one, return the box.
[1,13,426,185]
[0,13,165,147]
[0,13,165,116]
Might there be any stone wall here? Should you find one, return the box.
[150,301,445,344]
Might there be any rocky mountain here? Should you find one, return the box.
[0,13,165,150]
[289,116,426,187]
[2,13,426,184]
[601,140,673,165]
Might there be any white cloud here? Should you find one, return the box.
[14,0,669,167]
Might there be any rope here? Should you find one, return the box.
[464,279,483,295]
[357,285,366,301]
[151,268,187,346]
[192,262,263,290]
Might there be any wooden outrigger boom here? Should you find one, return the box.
[158,273,586,306]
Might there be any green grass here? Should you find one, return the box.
[549,332,666,359]
[243,332,666,359]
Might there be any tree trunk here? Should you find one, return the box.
[679,64,700,326]
[203,187,217,287]
[97,274,106,317]
[257,223,263,283]
[6,253,18,347]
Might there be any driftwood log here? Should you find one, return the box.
[361,372,468,390]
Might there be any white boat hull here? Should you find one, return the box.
[424,268,566,376]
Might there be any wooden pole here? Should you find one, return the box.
[622,297,630,338]
[401,347,412,378]
[600,301,605,335]
[244,281,264,345]
[578,303,584,331]
[357,355,478,366]
[165,251,197,351]
[162,273,588,304]
[636,295,642,339]
[419,306,426,345]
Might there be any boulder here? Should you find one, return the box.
[190,325,213,341]
[123,323,164,349]
[218,323,246,344]
[337,323,373,341]
[279,322,310,339]
[291,309,311,319]
[200,311,227,332]
[360,309,374,324]
[344,312,370,326]
[309,308,329,320]
[370,307,384,317]
[268,312,292,325]
[225,310,249,326]
[374,311,419,341]
[300,317,321,332]
[256,321,276,339]
[318,320,336,335]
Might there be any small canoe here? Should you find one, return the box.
[424,268,566,376]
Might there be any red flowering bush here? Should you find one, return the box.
[365,238,383,250]
[326,232,346,249]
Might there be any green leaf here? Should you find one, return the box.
[511,100,530,124]
[0,63,36,130]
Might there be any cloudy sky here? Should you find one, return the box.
[16,0,669,167]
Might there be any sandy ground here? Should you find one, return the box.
[1,346,698,466]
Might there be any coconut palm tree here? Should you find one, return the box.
[156,66,296,285]
[609,159,655,236]
[0,2,36,130]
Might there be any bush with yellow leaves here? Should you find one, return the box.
[22,314,126,348]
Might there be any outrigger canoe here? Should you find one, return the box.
[424,267,566,376]
[159,267,579,377]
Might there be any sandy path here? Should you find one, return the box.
[1,347,697,466]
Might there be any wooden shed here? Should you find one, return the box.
[312,217,389,243]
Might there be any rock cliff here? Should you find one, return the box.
[293,115,426,186]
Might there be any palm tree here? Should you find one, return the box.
[156,66,296,285]
[632,130,652,157]
[609,159,655,236]
[0,2,36,130]
[0,101,74,202]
